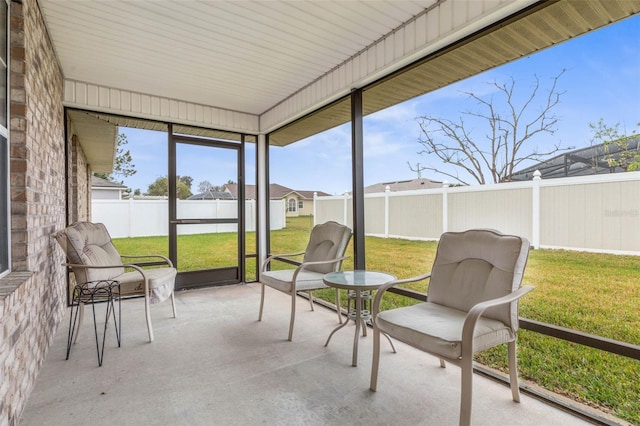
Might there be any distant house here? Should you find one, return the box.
[511,138,640,181]
[91,176,127,200]
[224,183,330,217]
[362,178,443,194]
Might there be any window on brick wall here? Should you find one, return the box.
[0,0,8,278]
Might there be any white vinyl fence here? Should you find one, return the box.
[314,172,640,255]
[92,199,285,238]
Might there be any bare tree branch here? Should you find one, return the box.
[407,161,471,186]
[412,70,569,184]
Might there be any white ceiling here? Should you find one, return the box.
[40,0,640,161]
[40,0,438,116]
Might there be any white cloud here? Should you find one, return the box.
[366,101,418,124]
[363,131,412,159]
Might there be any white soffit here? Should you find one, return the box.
[67,110,117,173]
[41,0,439,116]
[270,0,640,145]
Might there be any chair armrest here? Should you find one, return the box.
[64,263,123,270]
[298,256,349,270]
[262,251,306,271]
[291,256,350,282]
[121,254,174,268]
[63,262,152,292]
[461,285,535,355]
[372,273,432,317]
[120,263,151,287]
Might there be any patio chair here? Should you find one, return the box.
[370,229,534,426]
[258,221,352,341]
[55,221,177,343]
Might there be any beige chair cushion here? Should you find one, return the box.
[55,221,176,303]
[427,229,529,328]
[261,221,351,292]
[261,269,326,293]
[302,221,351,274]
[376,302,515,359]
[55,222,124,283]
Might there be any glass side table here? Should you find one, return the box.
[323,270,397,366]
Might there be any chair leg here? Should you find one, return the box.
[439,358,446,368]
[287,291,296,341]
[258,283,265,321]
[145,293,154,342]
[66,296,81,360]
[508,340,521,402]
[335,288,342,324]
[370,326,381,391]
[94,292,112,367]
[460,357,473,426]
[308,290,315,311]
[170,290,177,318]
[382,333,396,353]
[73,302,85,344]
[110,287,121,347]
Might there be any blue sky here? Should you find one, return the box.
[121,15,639,196]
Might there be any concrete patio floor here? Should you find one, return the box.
[20,283,598,426]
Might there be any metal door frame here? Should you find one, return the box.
[168,124,245,289]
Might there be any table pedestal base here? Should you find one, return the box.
[325,289,396,366]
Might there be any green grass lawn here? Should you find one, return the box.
[113,216,640,423]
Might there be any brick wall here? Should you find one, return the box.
[69,133,90,224]
[0,0,69,424]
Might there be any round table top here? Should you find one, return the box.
[323,270,396,290]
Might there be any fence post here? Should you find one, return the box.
[343,194,349,226]
[128,197,135,238]
[214,199,219,233]
[384,185,390,238]
[532,170,541,249]
[442,181,449,233]
[313,192,317,226]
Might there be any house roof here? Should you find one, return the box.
[91,176,127,189]
[267,183,331,199]
[364,178,443,194]
[41,0,640,158]
[225,183,329,200]
[187,190,236,200]
[265,183,294,199]
[295,189,331,199]
[511,138,640,181]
